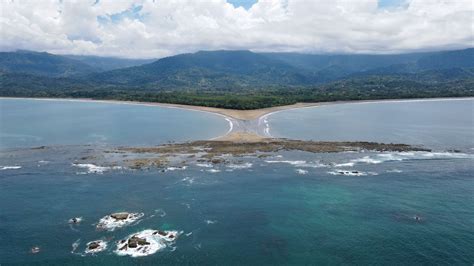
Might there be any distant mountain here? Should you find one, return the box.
[0,50,98,77]
[64,55,156,71]
[416,48,474,70]
[86,48,474,89]
[1,48,473,108]
[87,50,313,89]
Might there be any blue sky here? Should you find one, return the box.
[227,0,258,9]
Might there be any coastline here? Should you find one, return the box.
[1,96,473,142]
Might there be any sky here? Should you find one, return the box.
[0,0,472,59]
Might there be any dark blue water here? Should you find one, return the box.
[1,99,473,265]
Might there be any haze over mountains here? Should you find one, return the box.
[0,48,473,109]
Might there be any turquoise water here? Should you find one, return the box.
[0,99,229,148]
[1,99,473,265]
[267,99,474,151]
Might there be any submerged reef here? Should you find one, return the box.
[113,139,430,170]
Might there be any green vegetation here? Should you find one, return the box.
[1,49,473,109]
[2,71,472,109]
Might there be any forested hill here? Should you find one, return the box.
[0,48,473,109]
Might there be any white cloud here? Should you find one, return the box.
[0,0,472,58]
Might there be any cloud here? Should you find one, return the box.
[0,0,472,58]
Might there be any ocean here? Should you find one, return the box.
[0,98,473,265]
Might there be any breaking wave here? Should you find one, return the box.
[265,160,327,168]
[1,165,22,170]
[115,229,180,257]
[226,162,253,169]
[335,151,474,167]
[328,169,378,176]
[73,163,122,174]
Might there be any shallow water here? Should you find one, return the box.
[267,99,474,151]
[0,98,473,265]
[0,98,229,148]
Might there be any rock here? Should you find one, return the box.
[111,212,129,220]
[211,158,224,164]
[128,240,138,248]
[158,230,167,236]
[88,242,100,250]
[127,236,149,248]
[137,238,150,245]
[168,234,175,239]
[30,246,40,254]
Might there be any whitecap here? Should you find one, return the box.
[73,163,122,174]
[226,162,253,169]
[328,169,378,176]
[332,162,355,167]
[166,166,187,171]
[205,219,217,225]
[265,160,327,168]
[295,169,308,175]
[387,169,403,173]
[347,151,474,166]
[115,229,180,257]
[1,166,22,170]
[206,169,221,173]
[181,176,195,185]
[196,163,213,168]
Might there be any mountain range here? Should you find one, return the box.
[0,48,473,109]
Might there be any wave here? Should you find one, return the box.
[195,163,213,168]
[296,169,308,175]
[328,169,378,176]
[387,169,403,173]
[115,229,180,257]
[265,160,327,168]
[73,163,122,174]
[206,169,221,173]
[332,151,474,168]
[226,162,253,169]
[1,165,22,170]
[181,176,196,185]
[165,166,187,171]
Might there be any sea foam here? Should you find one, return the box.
[328,169,378,176]
[265,160,327,168]
[73,163,122,174]
[226,162,253,169]
[1,166,22,170]
[85,240,108,254]
[115,229,180,257]
[336,151,474,167]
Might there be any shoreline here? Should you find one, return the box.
[1,96,473,142]
[1,96,472,120]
